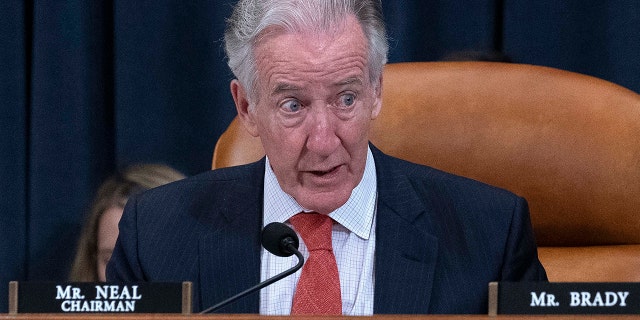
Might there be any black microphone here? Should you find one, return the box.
[199,222,304,314]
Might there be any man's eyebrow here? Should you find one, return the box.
[272,83,300,95]
[271,77,364,95]
[334,77,363,87]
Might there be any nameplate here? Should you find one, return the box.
[489,282,640,315]
[8,281,191,314]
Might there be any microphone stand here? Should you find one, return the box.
[199,241,304,314]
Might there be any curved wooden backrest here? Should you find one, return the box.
[212,61,640,281]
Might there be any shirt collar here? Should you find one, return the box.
[263,146,377,240]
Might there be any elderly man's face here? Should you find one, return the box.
[233,15,382,214]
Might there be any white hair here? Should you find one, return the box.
[224,0,388,103]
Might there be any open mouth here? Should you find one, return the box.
[310,165,340,176]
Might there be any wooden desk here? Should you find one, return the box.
[3,315,640,320]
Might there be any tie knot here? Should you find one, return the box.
[289,212,333,251]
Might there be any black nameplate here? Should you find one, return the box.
[9,281,191,314]
[489,282,640,315]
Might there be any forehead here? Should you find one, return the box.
[253,15,369,91]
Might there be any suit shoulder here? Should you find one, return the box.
[191,161,264,181]
[137,161,264,205]
[414,160,512,195]
[375,150,520,202]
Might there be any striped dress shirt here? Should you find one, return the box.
[260,147,378,315]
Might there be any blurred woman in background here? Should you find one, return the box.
[69,164,186,282]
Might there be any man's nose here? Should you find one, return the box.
[305,106,340,156]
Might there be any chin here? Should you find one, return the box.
[297,191,351,215]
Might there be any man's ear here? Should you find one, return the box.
[371,73,383,119]
[230,79,259,137]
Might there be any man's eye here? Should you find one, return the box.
[338,93,356,108]
[281,99,302,112]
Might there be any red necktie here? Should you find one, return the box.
[289,212,342,315]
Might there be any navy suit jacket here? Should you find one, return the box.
[107,145,547,314]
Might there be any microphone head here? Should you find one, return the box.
[261,222,299,257]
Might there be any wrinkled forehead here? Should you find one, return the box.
[252,16,369,92]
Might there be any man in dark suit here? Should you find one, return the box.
[107,0,547,315]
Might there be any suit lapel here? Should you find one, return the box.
[198,160,265,313]
[196,150,439,314]
[372,146,439,314]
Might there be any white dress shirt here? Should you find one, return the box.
[260,147,377,315]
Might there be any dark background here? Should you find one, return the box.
[1,0,638,312]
